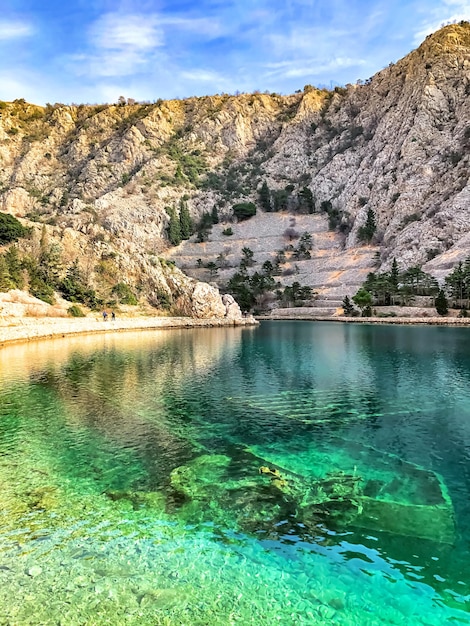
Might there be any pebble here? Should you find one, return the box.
[27,565,43,577]
[318,604,336,620]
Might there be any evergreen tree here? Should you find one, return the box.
[320,200,332,213]
[0,255,14,291]
[0,212,29,244]
[196,211,213,242]
[206,261,218,278]
[240,247,255,270]
[166,206,181,246]
[298,187,315,213]
[357,208,377,242]
[211,206,219,225]
[390,257,399,291]
[445,261,466,306]
[179,198,193,239]
[435,289,448,315]
[233,202,256,220]
[39,242,63,288]
[402,265,436,296]
[4,246,24,288]
[463,257,470,308]
[258,181,272,212]
[272,189,289,212]
[342,295,355,315]
[227,272,256,311]
[262,260,274,277]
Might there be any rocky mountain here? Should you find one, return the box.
[0,22,469,312]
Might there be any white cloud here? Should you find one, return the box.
[90,13,164,51]
[413,0,470,42]
[264,57,366,79]
[160,16,222,37]
[180,69,226,82]
[66,12,223,81]
[69,49,156,78]
[266,27,351,58]
[0,20,33,41]
[64,13,166,79]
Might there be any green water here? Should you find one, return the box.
[1,322,470,624]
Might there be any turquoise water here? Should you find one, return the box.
[1,322,470,624]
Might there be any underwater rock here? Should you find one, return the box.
[170,453,295,532]
[170,454,233,500]
[169,443,456,544]
[104,490,166,511]
[26,486,58,511]
[251,438,457,544]
[170,451,364,536]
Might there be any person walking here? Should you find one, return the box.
[102,310,108,321]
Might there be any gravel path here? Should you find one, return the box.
[0,315,258,346]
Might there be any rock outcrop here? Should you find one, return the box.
[0,22,469,306]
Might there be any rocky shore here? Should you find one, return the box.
[0,315,258,346]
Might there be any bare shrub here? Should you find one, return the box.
[283,228,300,241]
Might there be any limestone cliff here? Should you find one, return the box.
[0,22,469,307]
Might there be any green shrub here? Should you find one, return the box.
[0,212,30,244]
[233,202,256,221]
[222,227,233,236]
[401,213,420,227]
[59,261,101,308]
[68,304,85,317]
[152,289,172,310]
[29,276,55,304]
[112,282,138,305]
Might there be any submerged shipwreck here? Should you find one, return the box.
[169,437,456,545]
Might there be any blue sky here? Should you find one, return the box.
[0,0,468,105]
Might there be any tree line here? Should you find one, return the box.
[345,256,470,317]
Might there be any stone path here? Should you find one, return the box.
[0,316,258,346]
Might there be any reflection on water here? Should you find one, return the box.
[1,322,470,624]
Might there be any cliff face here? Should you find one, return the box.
[0,22,469,306]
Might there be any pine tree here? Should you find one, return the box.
[258,181,272,212]
[39,242,63,287]
[167,206,181,246]
[445,261,466,306]
[211,206,219,225]
[342,295,355,315]
[4,246,24,288]
[390,257,399,290]
[0,255,14,291]
[298,187,315,213]
[435,289,448,316]
[358,208,377,242]
[179,198,193,239]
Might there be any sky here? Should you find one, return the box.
[0,0,468,105]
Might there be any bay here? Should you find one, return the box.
[0,321,469,625]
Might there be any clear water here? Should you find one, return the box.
[1,321,470,625]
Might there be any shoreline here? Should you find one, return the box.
[2,312,469,347]
[257,315,470,326]
[0,315,258,347]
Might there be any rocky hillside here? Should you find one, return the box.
[0,22,469,311]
